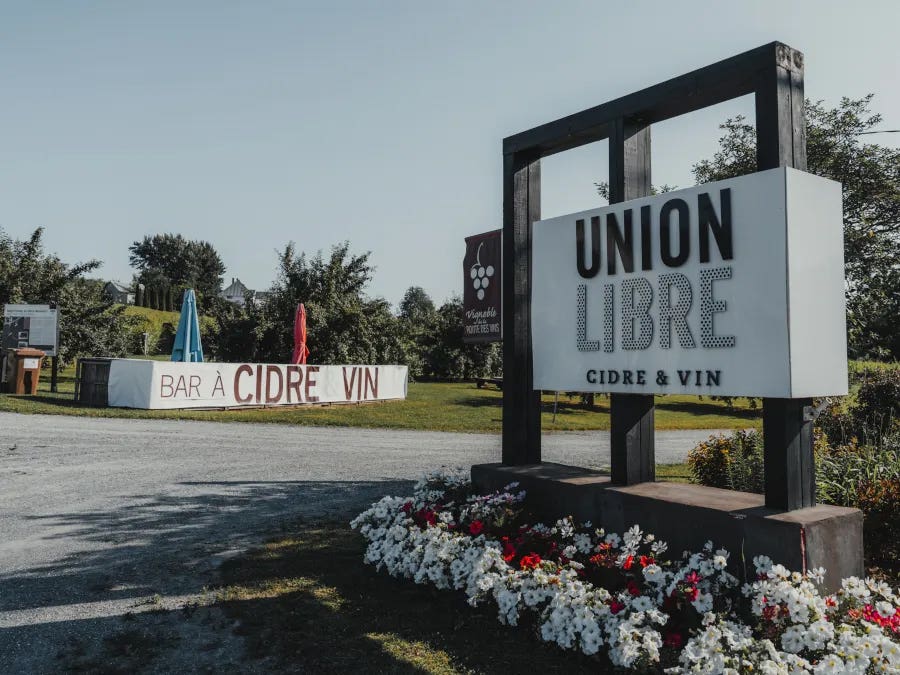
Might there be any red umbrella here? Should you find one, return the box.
[291,303,310,364]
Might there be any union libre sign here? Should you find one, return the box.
[531,167,848,398]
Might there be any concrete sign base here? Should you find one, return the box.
[472,462,863,593]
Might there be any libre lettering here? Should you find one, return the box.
[575,189,735,352]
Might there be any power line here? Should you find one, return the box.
[857,129,900,135]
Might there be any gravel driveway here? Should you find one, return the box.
[0,412,725,673]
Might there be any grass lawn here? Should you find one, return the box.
[0,361,761,432]
[217,521,604,673]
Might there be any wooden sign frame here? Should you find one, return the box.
[501,42,815,510]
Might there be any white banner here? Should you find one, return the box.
[532,167,848,398]
[107,359,408,409]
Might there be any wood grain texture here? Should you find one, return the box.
[504,42,799,158]
[609,118,655,485]
[502,152,542,464]
[755,43,815,510]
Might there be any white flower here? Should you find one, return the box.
[642,564,664,584]
[813,655,844,675]
[624,525,643,546]
[769,564,791,580]
[754,555,774,573]
[352,470,900,675]
[630,596,654,612]
[780,625,804,653]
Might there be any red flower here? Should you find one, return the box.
[401,501,413,515]
[861,604,900,632]
[609,600,625,615]
[415,508,437,526]
[627,580,641,596]
[520,553,542,571]
[468,520,484,536]
[684,585,699,602]
[684,571,701,585]
[639,555,654,568]
[622,555,635,570]
[663,631,683,648]
[762,604,777,621]
[501,538,517,563]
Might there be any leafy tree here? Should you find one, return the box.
[691,96,899,359]
[56,279,134,362]
[0,227,130,363]
[210,242,416,367]
[129,233,225,310]
[397,286,438,377]
[399,286,436,323]
[421,296,502,380]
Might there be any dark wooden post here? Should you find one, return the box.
[501,151,542,465]
[609,117,655,484]
[50,355,59,393]
[755,44,815,510]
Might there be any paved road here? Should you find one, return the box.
[0,413,727,672]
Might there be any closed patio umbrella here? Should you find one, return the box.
[291,303,310,364]
[171,289,204,362]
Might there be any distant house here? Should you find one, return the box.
[103,281,135,305]
[221,278,270,307]
[221,278,253,307]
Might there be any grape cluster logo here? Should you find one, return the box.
[469,242,495,301]
[462,230,502,343]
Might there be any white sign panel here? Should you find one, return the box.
[532,168,847,398]
[107,359,408,409]
[2,304,59,356]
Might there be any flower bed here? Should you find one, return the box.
[351,470,900,673]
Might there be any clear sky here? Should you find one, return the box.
[1,1,897,308]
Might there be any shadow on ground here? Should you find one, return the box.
[216,522,602,674]
[0,479,414,673]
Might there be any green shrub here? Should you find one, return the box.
[818,368,900,446]
[854,368,900,440]
[687,430,763,493]
[120,306,216,357]
[817,437,900,507]
[857,476,900,571]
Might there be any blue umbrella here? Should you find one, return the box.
[171,289,204,362]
